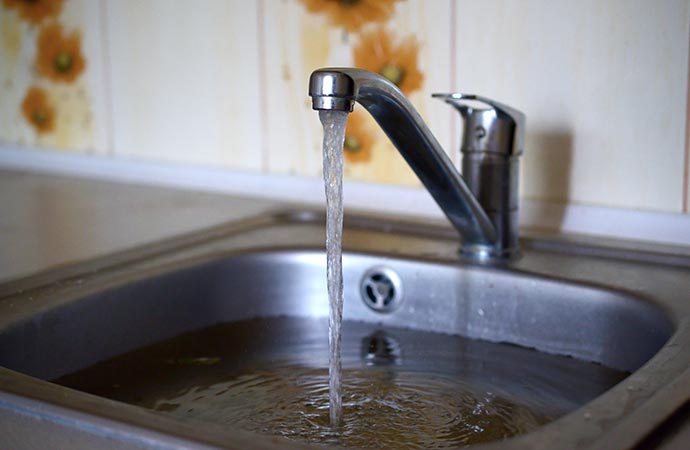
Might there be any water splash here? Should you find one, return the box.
[319,109,348,427]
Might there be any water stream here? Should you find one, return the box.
[318,110,348,427]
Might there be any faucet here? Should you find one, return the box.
[309,68,525,261]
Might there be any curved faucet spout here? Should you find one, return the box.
[309,68,498,255]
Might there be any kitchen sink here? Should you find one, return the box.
[0,210,688,449]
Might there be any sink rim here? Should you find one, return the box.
[1,209,689,449]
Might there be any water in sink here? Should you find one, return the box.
[54,317,627,449]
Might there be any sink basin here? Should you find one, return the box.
[0,210,688,449]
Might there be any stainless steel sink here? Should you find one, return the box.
[0,210,689,449]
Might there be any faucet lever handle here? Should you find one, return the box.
[432,93,525,156]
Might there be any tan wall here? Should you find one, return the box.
[1,0,688,213]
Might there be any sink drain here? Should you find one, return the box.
[360,266,403,313]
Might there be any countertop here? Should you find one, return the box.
[0,169,279,284]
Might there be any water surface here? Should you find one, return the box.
[55,317,628,449]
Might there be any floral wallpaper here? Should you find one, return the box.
[299,0,397,32]
[21,85,55,134]
[23,21,86,134]
[4,0,77,136]
[0,0,688,213]
[346,26,422,164]
[35,21,86,84]
[0,0,103,152]
[0,0,444,185]
[297,0,425,174]
[262,0,447,186]
[3,0,63,25]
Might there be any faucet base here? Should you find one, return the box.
[460,243,521,263]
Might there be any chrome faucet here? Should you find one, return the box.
[309,68,525,261]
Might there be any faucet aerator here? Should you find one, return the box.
[309,69,357,112]
[311,96,355,112]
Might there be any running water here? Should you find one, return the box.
[318,110,348,427]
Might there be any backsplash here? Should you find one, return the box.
[1,0,688,214]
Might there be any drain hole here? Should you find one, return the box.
[360,267,403,313]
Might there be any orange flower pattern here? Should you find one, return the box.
[2,0,64,26]
[21,86,56,134]
[36,22,86,83]
[343,109,376,163]
[298,0,396,32]
[354,27,423,95]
